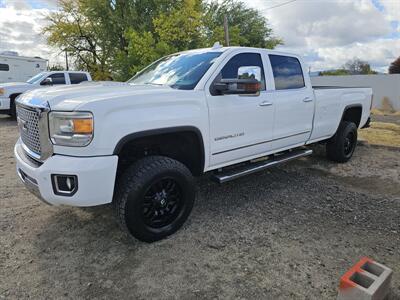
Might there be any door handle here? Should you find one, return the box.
[303,97,313,102]
[259,101,273,107]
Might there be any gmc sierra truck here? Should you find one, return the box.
[14,46,372,242]
[0,71,92,118]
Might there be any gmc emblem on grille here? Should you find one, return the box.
[17,117,28,133]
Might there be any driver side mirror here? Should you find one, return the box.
[212,66,262,96]
[41,78,53,86]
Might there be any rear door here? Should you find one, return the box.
[206,50,275,167]
[69,73,89,84]
[268,54,314,150]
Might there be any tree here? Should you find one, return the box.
[44,0,282,81]
[202,0,282,48]
[48,64,65,71]
[319,69,349,76]
[319,58,378,76]
[343,58,377,75]
[389,57,400,74]
[43,0,113,80]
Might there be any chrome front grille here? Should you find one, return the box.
[16,105,41,155]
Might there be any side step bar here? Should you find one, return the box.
[213,148,313,183]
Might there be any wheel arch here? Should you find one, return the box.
[113,126,205,176]
[9,93,22,118]
[340,104,362,128]
[9,92,22,102]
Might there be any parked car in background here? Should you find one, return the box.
[14,46,372,242]
[0,52,47,83]
[0,71,92,118]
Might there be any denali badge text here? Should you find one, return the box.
[214,132,244,141]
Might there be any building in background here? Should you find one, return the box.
[0,52,47,83]
[311,74,400,111]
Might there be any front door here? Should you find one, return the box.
[206,51,275,167]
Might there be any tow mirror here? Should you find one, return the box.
[212,66,261,95]
[238,66,261,81]
[41,78,53,86]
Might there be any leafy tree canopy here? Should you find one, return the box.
[319,58,378,76]
[388,57,400,74]
[48,64,65,71]
[44,0,282,81]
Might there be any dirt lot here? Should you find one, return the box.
[1,115,399,299]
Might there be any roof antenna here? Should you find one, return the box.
[212,41,222,49]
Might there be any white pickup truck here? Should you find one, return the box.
[0,71,92,118]
[14,46,372,242]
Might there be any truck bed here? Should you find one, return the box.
[308,86,372,143]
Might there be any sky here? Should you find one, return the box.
[0,0,399,73]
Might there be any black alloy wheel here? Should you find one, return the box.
[142,177,183,229]
[114,156,195,242]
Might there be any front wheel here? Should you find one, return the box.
[326,121,358,163]
[9,95,18,119]
[114,156,195,242]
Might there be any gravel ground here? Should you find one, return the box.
[1,115,399,299]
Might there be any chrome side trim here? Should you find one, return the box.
[213,148,313,183]
[38,106,53,161]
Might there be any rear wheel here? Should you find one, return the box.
[114,156,195,242]
[326,121,357,163]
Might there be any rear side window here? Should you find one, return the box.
[269,55,305,90]
[0,63,9,71]
[46,73,66,85]
[220,53,266,90]
[69,73,88,84]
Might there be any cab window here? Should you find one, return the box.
[69,73,88,84]
[43,73,66,85]
[269,55,305,90]
[219,53,266,90]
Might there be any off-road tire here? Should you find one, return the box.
[114,156,195,243]
[9,94,19,119]
[326,121,357,163]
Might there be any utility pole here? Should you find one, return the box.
[223,15,230,47]
[65,49,69,71]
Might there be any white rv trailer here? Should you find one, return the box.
[0,52,47,83]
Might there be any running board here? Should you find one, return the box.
[213,149,313,183]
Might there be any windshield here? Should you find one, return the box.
[26,72,46,84]
[128,51,222,90]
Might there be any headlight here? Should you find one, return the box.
[49,112,93,146]
[0,88,4,96]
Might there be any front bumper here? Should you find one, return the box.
[0,96,10,112]
[14,139,118,206]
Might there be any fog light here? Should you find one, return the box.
[51,174,78,196]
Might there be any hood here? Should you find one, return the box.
[18,81,175,111]
[0,82,33,96]
[0,82,29,87]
